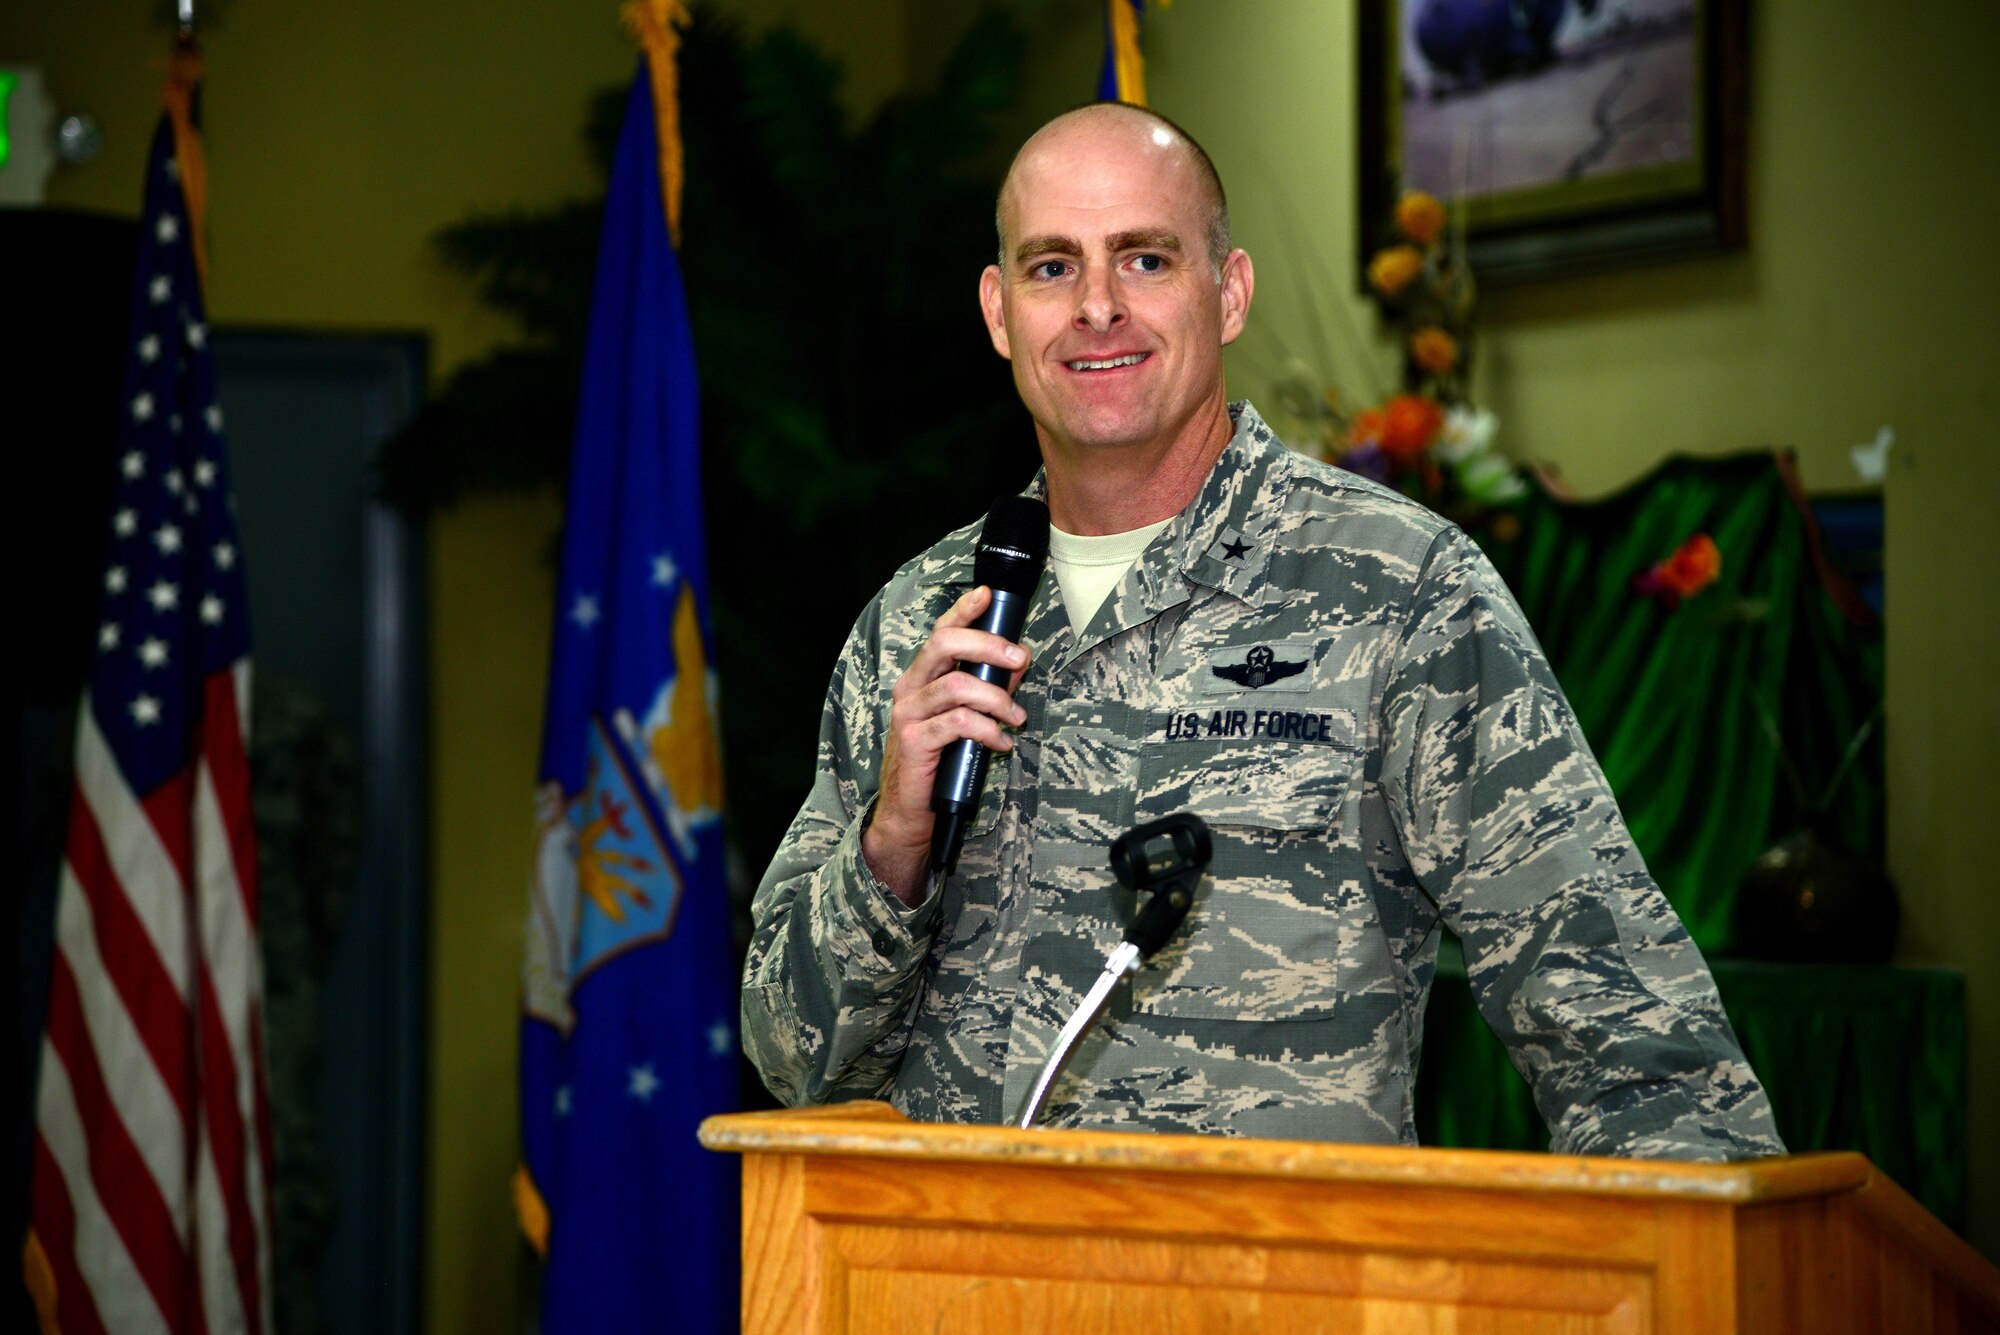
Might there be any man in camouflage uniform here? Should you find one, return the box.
[742,104,1782,1159]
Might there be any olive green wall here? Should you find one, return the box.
[1138,0,2000,1256]
[10,4,1997,1329]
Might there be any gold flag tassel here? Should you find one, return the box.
[1108,0,1170,107]
[513,1163,552,1258]
[621,0,693,247]
[22,1229,58,1334]
[161,40,211,294]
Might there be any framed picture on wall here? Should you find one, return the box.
[1357,0,1748,285]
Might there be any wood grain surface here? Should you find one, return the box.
[702,1103,2000,1334]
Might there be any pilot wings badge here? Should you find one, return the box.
[1210,644,1308,690]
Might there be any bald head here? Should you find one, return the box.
[997,103,1231,277]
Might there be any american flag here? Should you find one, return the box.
[26,67,272,1335]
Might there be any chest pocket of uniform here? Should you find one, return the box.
[1127,704,1361,1021]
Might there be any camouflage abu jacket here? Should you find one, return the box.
[743,402,1783,1159]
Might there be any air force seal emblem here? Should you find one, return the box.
[1210,643,1308,690]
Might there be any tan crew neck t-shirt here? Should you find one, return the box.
[1047,518,1172,638]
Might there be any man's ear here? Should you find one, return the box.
[979,265,1012,360]
[1218,248,1254,348]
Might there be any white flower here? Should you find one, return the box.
[1435,405,1498,465]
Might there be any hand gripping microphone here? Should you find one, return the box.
[928,495,1050,877]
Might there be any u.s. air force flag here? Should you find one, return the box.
[517,47,738,1335]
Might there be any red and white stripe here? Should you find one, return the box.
[31,665,271,1335]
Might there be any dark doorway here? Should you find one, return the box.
[214,328,429,1335]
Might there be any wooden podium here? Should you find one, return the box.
[699,1102,2000,1334]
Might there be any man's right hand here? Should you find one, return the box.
[863,585,1030,906]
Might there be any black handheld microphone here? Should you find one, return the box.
[928,495,1050,876]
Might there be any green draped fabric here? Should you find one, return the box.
[1478,453,1884,953]
[1415,456,1960,1228]
[1415,949,1968,1231]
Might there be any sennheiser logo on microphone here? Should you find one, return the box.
[979,543,1034,564]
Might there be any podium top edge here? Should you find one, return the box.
[697,1104,1872,1204]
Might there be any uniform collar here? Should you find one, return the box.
[1155,400,1286,606]
[914,400,1291,611]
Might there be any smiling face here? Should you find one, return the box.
[980,108,1252,472]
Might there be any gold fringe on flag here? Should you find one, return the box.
[161,43,210,293]
[513,1163,552,1258]
[22,1229,59,1335]
[621,0,692,247]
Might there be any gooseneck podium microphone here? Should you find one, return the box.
[1014,813,1212,1129]
[928,495,1050,877]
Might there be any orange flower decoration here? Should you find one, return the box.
[1372,393,1445,465]
[1634,533,1723,606]
[1662,534,1723,595]
[1348,407,1388,448]
[1409,326,1459,375]
[1396,190,1447,247]
[1368,245,1424,298]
